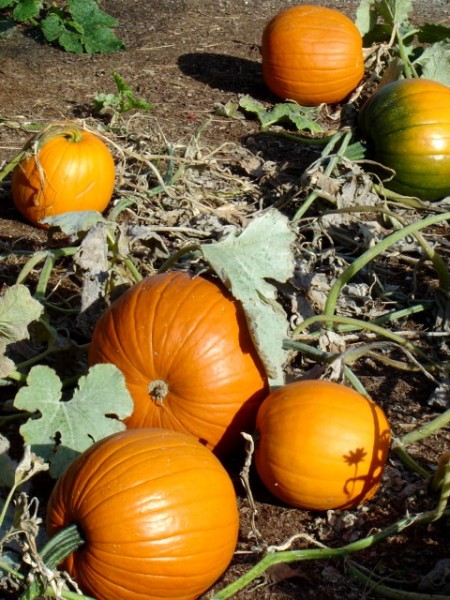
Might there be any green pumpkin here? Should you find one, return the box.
[358,78,450,201]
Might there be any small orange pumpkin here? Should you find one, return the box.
[11,122,115,228]
[254,380,391,510]
[262,5,364,106]
[46,428,239,600]
[88,271,269,455]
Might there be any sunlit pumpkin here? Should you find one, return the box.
[254,379,391,510]
[11,122,115,228]
[358,78,450,201]
[261,5,365,106]
[46,428,239,600]
[88,271,269,455]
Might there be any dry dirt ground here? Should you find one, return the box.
[0,1,450,599]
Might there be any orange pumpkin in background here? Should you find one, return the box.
[11,122,115,228]
[261,5,365,106]
[254,379,391,510]
[88,271,269,456]
[46,428,239,600]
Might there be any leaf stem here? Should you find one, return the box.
[323,211,450,319]
[347,561,450,600]
[293,129,354,221]
[213,506,450,599]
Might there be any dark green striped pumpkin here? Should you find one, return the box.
[359,78,450,201]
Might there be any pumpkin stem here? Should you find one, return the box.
[19,524,86,600]
[148,379,169,406]
[41,524,85,569]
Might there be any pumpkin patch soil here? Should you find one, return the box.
[0,1,449,599]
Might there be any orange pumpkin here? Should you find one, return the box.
[88,271,269,455]
[261,5,364,106]
[254,380,391,510]
[46,428,239,600]
[11,122,115,228]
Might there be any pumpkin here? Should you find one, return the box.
[46,428,239,600]
[358,78,450,201]
[88,271,269,455]
[261,5,364,106]
[11,122,115,228]
[254,379,391,511]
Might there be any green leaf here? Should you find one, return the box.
[68,0,118,28]
[14,364,134,478]
[82,25,124,54]
[0,435,15,488]
[201,210,295,386]
[0,0,16,9]
[12,0,42,21]
[40,12,65,42]
[0,284,43,378]
[356,0,413,35]
[238,95,323,133]
[93,72,152,114]
[58,29,84,53]
[414,42,450,86]
[355,0,378,35]
[417,23,450,44]
[41,210,106,235]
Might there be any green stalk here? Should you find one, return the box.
[323,211,450,319]
[347,562,450,600]
[20,525,86,600]
[293,130,353,221]
[293,314,422,356]
[400,409,450,447]
[157,243,201,273]
[34,254,56,301]
[16,247,79,286]
[331,205,450,292]
[392,445,431,479]
[213,506,450,599]
[0,149,28,181]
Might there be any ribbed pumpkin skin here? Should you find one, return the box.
[11,124,115,228]
[262,5,364,106]
[359,78,450,201]
[46,428,239,600]
[88,271,269,455]
[254,380,391,511]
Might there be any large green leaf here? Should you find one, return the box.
[415,42,450,86]
[201,210,295,386]
[0,284,43,378]
[14,364,134,477]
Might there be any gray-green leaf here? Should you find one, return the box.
[14,364,134,477]
[201,210,295,386]
[414,42,450,86]
[0,284,43,377]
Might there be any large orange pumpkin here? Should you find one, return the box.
[261,5,364,106]
[46,428,239,600]
[11,122,115,228]
[254,380,391,510]
[88,271,269,455]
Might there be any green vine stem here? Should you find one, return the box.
[347,561,450,600]
[292,129,354,221]
[400,409,450,448]
[16,247,79,286]
[213,504,450,599]
[19,524,89,600]
[323,211,450,319]
[293,314,424,357]
[325,205,450,292]
[157,243,201,273]
[392,411,450,480]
